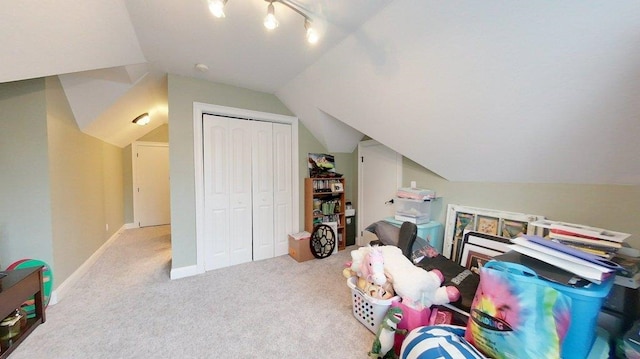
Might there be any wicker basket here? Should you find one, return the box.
[347,277,399,333]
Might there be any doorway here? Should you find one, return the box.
[132,142,170,228]
[357,140,402,245]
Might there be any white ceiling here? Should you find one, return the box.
[1,0,639,185]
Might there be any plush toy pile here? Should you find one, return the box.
[343,244,460,310]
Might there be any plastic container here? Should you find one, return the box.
[550,276,614,359]
[394,197,431,224]
[347,277,399,333]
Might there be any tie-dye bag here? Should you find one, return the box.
[464,260,572,359]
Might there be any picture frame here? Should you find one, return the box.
[459,231,511,273]
[501,219,529,239]
[476,215,499,236]
[450,212,474,263]
[443,204,545,261]
[460,244,503,274]
[330,182,343,193]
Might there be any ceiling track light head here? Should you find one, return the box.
[208,0,227,18]
[264,1,279,30]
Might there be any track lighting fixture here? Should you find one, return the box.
[209,0,320,44]
[304,18,318,44]
[132,113,150,126]
[208,0,227,18]
[263,2,279,30]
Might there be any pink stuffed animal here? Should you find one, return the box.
[378,246,459,310]
[360,245,387,286]
[349,245,388,286]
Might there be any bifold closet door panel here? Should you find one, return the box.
[228,120,253,266]
[202,115,253,270]
[273,123,292,257]
[252,121,275,261]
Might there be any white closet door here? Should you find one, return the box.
[228,120,253,266]
[273,123,292,256]
[252,121,275,261]
[203,115,253,270]
[203,115,230,270]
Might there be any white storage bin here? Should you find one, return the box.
[347,277,399,333]
[394,197,431,224]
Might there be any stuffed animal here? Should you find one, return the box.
[350,245,387,286]
[364,277,396,300]
[343,263,371,292]
[369,307,407,359]
[378,246,460,310]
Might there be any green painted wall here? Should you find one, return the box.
[403,158,640,248]
[0,78,53,270]
[46,76,124,283]
[0,77,125,288]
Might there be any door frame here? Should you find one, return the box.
[357,140,403,246]
[132,141,170,228]
[193,102,299,273]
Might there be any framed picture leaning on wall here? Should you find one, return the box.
[443,204,545,261]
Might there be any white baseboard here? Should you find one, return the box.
[170,265,203,280]
[50,224,126,305]
[123,222,137,229]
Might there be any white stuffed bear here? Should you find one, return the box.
[377,246,459,310]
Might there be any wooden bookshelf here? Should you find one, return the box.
[305,177,346,251]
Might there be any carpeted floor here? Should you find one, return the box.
[9,225,374,358]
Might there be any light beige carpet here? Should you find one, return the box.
[9,226,374,358]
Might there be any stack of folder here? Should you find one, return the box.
[531,220,630,260]
[497,235,623,286]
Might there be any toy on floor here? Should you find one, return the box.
[377,246,460,310]
[369,307,407,359]
[400,325,486,359]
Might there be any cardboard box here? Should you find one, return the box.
[288,234,314,262]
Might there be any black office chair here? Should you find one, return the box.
[397,221,418,259]
[369,221,417,260]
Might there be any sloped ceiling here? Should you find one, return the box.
[278,0,640,185]
[1,0,639,185]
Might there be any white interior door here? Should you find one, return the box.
[273,123,292,256]
[357,140,402,245]
[252,121,275,261]
[203,115,253,270]
[134,142,170,227]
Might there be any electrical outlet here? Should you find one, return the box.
[106,224,109,231]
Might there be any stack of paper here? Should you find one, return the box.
[508,236,621,284]
[531,220,630,259]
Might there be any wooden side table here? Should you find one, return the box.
[0,266,46,358]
